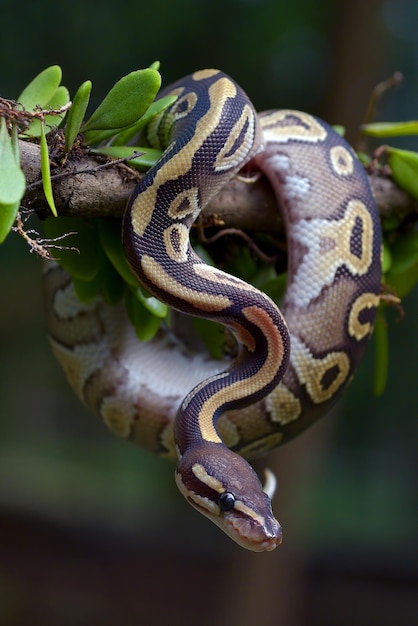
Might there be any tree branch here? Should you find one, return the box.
[20,139,417,231]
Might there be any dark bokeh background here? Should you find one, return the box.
[1,1,417,625]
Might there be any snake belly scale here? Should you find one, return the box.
[44,69,382,551]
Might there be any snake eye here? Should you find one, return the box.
[218,491,236,512]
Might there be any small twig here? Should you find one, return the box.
[25,151,144,192]
[12,210,79,259]
[0,99,72,134]
[368,144,391,175]
[364,72,403,125]
[199,225,278,265]
[380,289,404,321]
[32,102,72,120]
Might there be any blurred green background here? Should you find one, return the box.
[1,0,417,625]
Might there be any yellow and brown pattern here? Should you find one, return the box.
[44,70,381,552]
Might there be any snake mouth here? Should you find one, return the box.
[185,493,282,551]
[226,514,283,552]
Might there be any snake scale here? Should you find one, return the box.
[44,69,382,551]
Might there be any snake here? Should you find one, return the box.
[44,69,382,552]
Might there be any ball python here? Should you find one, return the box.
[44,69,382,552]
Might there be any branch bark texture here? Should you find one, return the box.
[21,139,417,231]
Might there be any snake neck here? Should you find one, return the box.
[172,293,290,455]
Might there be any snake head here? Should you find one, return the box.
[175,443,282,552]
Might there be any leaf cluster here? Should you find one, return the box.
[0,63,173,340]
[362,120,418,300]
[361,120,418,394]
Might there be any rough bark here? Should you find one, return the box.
[20,139,417,231]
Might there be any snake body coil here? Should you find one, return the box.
[45,70,382,551]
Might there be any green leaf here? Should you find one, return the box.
[83,69,161,132]
[72,272,104,303]
[388,231,418,274]
[17,65,62,111]
[0,119,26,243]
[332,125,345,137]
[0,201,20,244]
[382,240,392,274]
[134,287,167,318]
[83,94,174,147]
[47,85,70,111]
[101,262,125,305]
[0,118,26,205]
[93,145,161,170]
[362,120,418,137]
[149,61,160,71]
[10,122,20,162]
[0,118,26,243]
[373,310,389,396]
[71,247,124,304]
[386,231,418,298]
[40,122,57,216]
[192,317,225,359]
[64,80,92,153]
[125,288,161,341]
[387,147,418,200]
[357,151,372,166]
[83,128,122,146]
[28,85,70,137]
[193,244,215,266]
[110,94,177,146]
[98,218,138,286]
[223,245,258,282]
[259,272,287,302]
[382,216,401,232]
